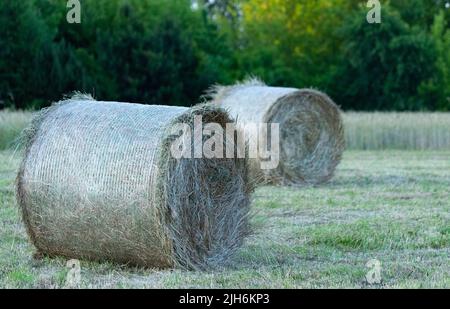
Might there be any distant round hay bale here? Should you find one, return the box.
[208,79,345,185]
[16,95,251,269]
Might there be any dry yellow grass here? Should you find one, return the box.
[2,110,450,152]
[344,112,450,150]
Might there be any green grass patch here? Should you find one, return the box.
[6,269,35,285]
[305,219,449,251]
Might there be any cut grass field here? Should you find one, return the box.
[1,150,448,288]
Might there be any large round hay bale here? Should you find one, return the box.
[208,79,345,185]
[16,95,251,269]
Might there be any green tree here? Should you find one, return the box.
[227,0,362,89]
[390,0,450,28]
[332,7,438,110]
[420,10,450,110]
[0,0,234,108]
[92,0,229,105]
[0,1,51,108]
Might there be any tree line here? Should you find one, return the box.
[0,0,449,111]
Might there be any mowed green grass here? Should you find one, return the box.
[0,150,448,289]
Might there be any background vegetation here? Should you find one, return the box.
[1,0,449,110]
[344,113,450,150]
[3,111,450,151]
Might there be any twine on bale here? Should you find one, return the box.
[206,78,345,186]
[16,95,251,270]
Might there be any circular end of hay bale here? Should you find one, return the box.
[263,89,345,185]
[157,105,252,269]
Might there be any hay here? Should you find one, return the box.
[16,96,251,270]
[207,79,345,185]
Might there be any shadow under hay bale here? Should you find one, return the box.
[16,95,251,270]
[207,79,345,186]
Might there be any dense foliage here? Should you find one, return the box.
[0,0,449,110]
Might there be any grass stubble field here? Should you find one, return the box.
[0,111,449,288]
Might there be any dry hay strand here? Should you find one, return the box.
[16,95,251,270]
[206,78,345,185]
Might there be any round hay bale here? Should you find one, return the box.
[16,95,251,269]
[207,79,345,185]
